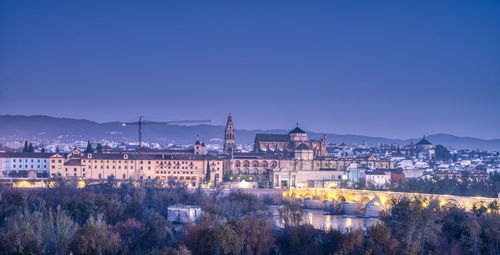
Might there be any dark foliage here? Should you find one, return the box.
[0,186,500,255]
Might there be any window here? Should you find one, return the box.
[123,174,126,179]
[98,174,102,178]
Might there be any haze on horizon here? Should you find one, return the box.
[0,0,499,140]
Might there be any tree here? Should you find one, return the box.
[23,141,29,152]
[113,218,145,254]
[96,143,103,154]
[237,216,276,255]
[70,214,121,255]
[277,225,322,255]
[43,206,79,255]
[0,210,45,254]
[28,143,34,153]
[380,197,442,254]
[84,141,93,153]
[365,222,400,255]
[41,148,46,153]
[205,159,211,184]
[184,217,224,255]
[280,203,303,227]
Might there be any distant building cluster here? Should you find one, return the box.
[0,114,499,189]
[0,139,223,188]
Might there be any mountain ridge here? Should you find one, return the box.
[0,115,499,151]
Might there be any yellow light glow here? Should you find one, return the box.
[77,180,86,189]
[238,180,249,188]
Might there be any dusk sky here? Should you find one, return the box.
[0,0,499,139]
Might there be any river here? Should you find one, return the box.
[269,205,379,231]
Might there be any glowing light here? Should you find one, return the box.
[238,180,250,188]
[77,180,86,189]
[14,181,35,188]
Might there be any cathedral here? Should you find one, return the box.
[253,124,328,159]
[223,114,327,159]
[222,114,393,177]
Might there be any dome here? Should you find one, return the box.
[194,140,201,145]
[289,127,306,134]
[416,136,432,145]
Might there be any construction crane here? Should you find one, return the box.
[122,116,211,149]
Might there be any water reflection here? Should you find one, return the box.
[270,205,379,231]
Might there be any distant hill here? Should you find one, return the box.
[0,115,499,151]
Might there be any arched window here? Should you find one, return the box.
[271,161,277,168]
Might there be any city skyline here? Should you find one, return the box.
[1,0,499,139]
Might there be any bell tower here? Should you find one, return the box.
[223,113,235,154]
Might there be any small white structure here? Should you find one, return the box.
[271,169,345,189]
[403,169,425,179]
[167,205,202,223]
[365,170,390,188]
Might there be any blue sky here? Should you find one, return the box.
[0,0,499,139]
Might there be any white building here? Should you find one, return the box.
[346,163,368,183]
[403,169,425,179]
[365,170,390,188]
[0,152,53,179]
[167,205,202,223]
[271,169,345,189]
[396,159,414,169]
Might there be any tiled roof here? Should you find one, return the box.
[416,138,432,145]
[289,127,306,134]
[0,152,55,158]
[255,134,290,143]
[65,159,82,166]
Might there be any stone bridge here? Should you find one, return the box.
[230,188,499,212]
